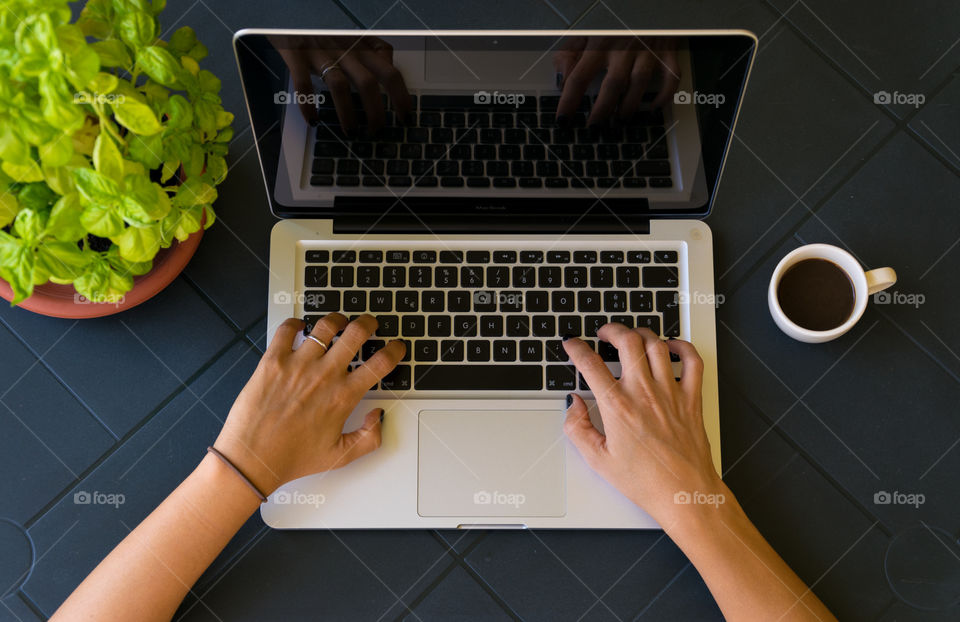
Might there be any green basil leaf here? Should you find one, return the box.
[0,250,35,304]
[93,134,125,183]
[37,241,89,281]
[73,168,122,207]
[197,69,220,94]
[0,126,29,165]
[135,45,181,88]
[164,94,193,128]
[183,142,204,178]
[0,192,19,228]
[80,202,124,237]
[118,10,156,49]
[16,183,56,211]
[46,193,85,241]
[127,133,163,169]
[1,161,44,183]
[193,97,217,132]
[13,209,43,243]
[186,41,208,61]
[65,46,101,92]
[173,177,216,206]
[168,26,197,55]
[106,245,153,276]
[202,204,215,229]
[87,71,120,94]
[113,222,161,262]
[205,154,227,184]
[73,260,110,303]
[111,97,162,135]
[90,40,132,68]
[39,136,74,169]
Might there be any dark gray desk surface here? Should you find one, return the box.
[2,1,959,620]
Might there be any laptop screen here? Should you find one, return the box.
[234,31,755,225]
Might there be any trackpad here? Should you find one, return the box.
[418,410,566,517]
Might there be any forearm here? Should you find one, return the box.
[52,454,262,622]
[664,483,836,622]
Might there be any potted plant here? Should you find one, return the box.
[0,0,233,317]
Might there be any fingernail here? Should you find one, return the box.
[565,394,573,409]
[667,337,676,340]
[562,334,573,341]
[378,408,385,423]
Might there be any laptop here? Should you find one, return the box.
[233,30,757,528]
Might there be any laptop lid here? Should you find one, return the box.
[234,30,756,231]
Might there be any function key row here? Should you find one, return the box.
[305,249,677,264]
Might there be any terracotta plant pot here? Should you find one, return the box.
[0,228,204,319]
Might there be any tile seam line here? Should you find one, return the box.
[178,272,246,334]
[19,332,254,531]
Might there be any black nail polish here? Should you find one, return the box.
[667,337,676,340]
[378,408,385,423]
[562,334,573,341]
[565,394,573,409]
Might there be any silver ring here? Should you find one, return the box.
[305,334,328,352]
[319,63,341,79]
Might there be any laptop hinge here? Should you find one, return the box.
[332,215,651,234]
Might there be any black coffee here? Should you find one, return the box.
[777,258,855,331]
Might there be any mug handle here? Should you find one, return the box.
[865,267,897,295]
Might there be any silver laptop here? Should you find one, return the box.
[233,29,757,528]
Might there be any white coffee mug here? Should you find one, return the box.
[768,244,896,343]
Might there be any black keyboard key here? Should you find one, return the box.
[467,340,490,362]
[383,266,406,287]
[519,177,543,188]
[512,161,534,176]
[658,291,681,337]
[616,266,639,288]
[564,266,588,288]
[305,266,328,287]
[590,266,613,287]
[519,340,542,361]
[650,177,673,188]
[493,251,517,264]
[305,250,329,263]
[400,144,422,158]
[415,365,542,390]
[604,290,628,312]
[461,265,484,288]
[643,266,679,288]
[611,315,634,328]
[486,266,510,288]
[331,266,354,287]
[381,365,411,391]
[547,251,570,264]
[492,340,516,362]
[545,177,568,188]
[513,266,536,288]
[600,250,624,263]
[386,160,409,175]
[357,266,379,287]
[537,161,559,177]
[558,315,581,337]
[467,177,490,188]
[386,250,410,263]
[428,315,451,337]
[421,290,444,312]
[525,291,549,312]
[332,250,356,263]
[473,290,496,312]
[337,175,360,186]
[552,290,575,312]
[435,266,457,287]
[630,290,653,312]
[439,251,464,263]
[303,290,339,312]
[545,365,577,391]
[654,250,679,263]
[520,250,544,264]
[578,291,601,312]
[532,315,556,337]
[439,340,464,361]
[315,143,347,157]
[466,250,490,263]
[636,315,661,335]
[493,177,516,188]
[462,160,484,176]
[312,159,335,175]
[377,315,399,337]
[628,250,651,264]
[388,176,412,187]
[447,291,471,312]
[337,159,361,175]
[362,339,385,361]
[303,315,321,335]
[453,315,478,337]
[635,161,672,177]
[362,175,386,187]
[441,177,465,188]
[505,315,529,336]
[598,341,619,362]
[436,161,459,176]
[413,250,437,263]
[370,291,392,312]
[409,266,432,288]
[402,315,426,337]
[480,315,503,337]
[500,292,523,312]
[574,251,597,263]
[415,176,438,188]
[343,291,366,312]
[545,340,569,362]
[538,266,562,287]
[584,315,606,337]
[414,340,438,362]
[396,291,418,312]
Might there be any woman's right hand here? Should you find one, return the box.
[562,325,724,524]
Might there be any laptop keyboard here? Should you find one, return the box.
[309,93,672,190]
[299,245,683,393]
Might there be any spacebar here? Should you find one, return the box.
[414,365,543,390]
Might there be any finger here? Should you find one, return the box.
[358,38,413,122]
[588,49,634,125]
[337,408,383,464]
[618,51,655,122]
[267,317,304,358]
[650,46,681,110]
[564,393,606,465]
[556,49,605,121]
[595,322,654,383]
[562,337,618,399]
[309,49,357,135]
[302,312,348,357]
[348,339,406,393]
[633,328,674,385]
[666,338,704,395]
[326,314,378,367]
[338,53,386,133]
[275,48,319,125]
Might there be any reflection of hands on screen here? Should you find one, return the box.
[553,37,680,125]
[271,35,413,134]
